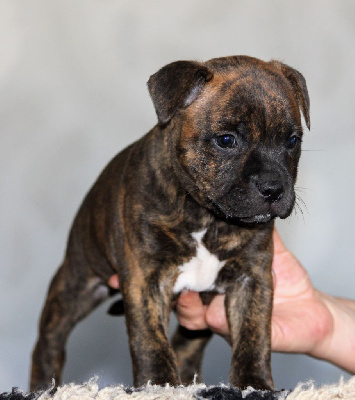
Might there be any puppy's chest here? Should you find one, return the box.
[173,230,226,294]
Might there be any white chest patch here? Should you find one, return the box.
[173,230,226,294]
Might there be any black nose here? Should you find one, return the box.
[257,180,284,203]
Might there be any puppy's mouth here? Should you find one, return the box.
[208,200,275,224]
[238,213,275,224]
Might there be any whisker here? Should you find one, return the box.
[294,188,308,195]
[301,149,325,152]
[287,191,308,224]
[296,193,309,214]
[295,185,310,191]
[294,201,305,223]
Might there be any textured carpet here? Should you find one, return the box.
[2,377,355,400]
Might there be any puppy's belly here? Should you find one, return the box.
[173,230,226,294]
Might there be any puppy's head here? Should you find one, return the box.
[148,56,310,224]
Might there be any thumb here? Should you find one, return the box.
[273,228,288,255]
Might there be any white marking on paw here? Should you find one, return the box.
[173,229,225,293]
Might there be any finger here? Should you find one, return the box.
[272,228,288,255]
[177,290,202,307]
[271,312,286,352]
[206,295,229,336]
[108,274,119,289]
[176,291,209,330]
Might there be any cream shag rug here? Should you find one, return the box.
[2,377,355,400]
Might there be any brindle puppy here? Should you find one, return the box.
[31,56,310,391]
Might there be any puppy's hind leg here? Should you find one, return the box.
[30,258,110,391]
[171,325,212,385]
[171,290,217,384]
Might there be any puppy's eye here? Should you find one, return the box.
[287,135,301,149]
[216,134,236,149]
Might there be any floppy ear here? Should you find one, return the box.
[147,60,213,125]
[271,61,311,130]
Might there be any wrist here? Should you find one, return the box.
[309,291,355,373]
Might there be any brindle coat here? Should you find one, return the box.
[31,56,310,391]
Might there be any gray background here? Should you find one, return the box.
[1,0,355,392]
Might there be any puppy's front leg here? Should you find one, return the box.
[122,271,179,387]
[223,258,274,390]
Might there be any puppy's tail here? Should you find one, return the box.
[107,298,125,316]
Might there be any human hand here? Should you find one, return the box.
[108,229,355,372]
[176,229,334,355]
